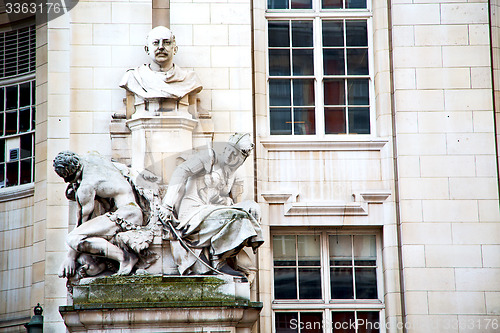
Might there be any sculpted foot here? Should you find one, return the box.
[114,252,138,276]
[59,257,77,278]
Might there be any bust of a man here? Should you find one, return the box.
[120,26,202,109]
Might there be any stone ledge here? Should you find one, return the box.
[70,275,252,305]
[59,305,262,332]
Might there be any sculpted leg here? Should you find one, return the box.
[61,215,138,276]
[77,237,138,276]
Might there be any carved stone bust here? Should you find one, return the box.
[120,26,202,113]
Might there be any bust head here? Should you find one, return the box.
[53,151,82,183]
[144,26,178,71]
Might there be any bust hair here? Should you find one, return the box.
[53,151,81,180]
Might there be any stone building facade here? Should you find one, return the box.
[0,0,499,331]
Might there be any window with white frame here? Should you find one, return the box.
[272,232,383,332]
[267,0,372,135]
[0,25,36,188]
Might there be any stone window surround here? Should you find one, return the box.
[265,1,375,137]
[270,229,385,332]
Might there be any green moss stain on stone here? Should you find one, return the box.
[73,275,239,305]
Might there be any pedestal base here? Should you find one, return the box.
[60,275,261,333]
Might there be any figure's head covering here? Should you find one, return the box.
[228,133,254,158]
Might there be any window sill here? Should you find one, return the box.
[0,183,34,202]
[259,137,389,151]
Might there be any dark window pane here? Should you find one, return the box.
[322,0,342,9]
[32,107,36,130]
[269,0,288,9]
[347,0,366,8]
[19,82,31,107]
[323,49,345,75]
[0,112,3,136]
[293,79,315,106]
[6,161,19,187]
[299,268,322,299]
[270,108,292,135]
[19,108,30,133]
[355,267,377,299]
[300,313,323,333]
[325,107,346,134]
[6,86,18,110]
[276,313,298,333]
[291,0,312,8]
[292,49,314,76]
[347,79,369,105]
[274,235,296,266]
[270,79,291,106]
[292,21,313,47]
[332,312,355,333]
[298,235,321,265]
[0,87,4,111]
[331,267,354,299]
[269,22,290,47]
[0,164,4,188]
[348,107,370,134]
[5,111,17,135]
[353,235,376,265]
[294,108,315,135]
[20,134,32,159]
[323,21,344,47]
[0,139,4,163]
[357,312,380,333]
[347,49,368,75]
[346,21,368,46]
[20,159,32,184]
[274,268,297,299]
[270,49,291,76]
[324,79,345,105]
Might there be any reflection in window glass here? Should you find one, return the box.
[6,161,19,186]
[270,108,292,135]
[5,111,17,135]
[292,21,313,47]
[273,235,322,300]
[19,82,31,107]
[20,159,31,185]
[293,108,315,135]
[270,49,291,76]
[6,86,17,110]
[275,312,323,333]
[329,235,378,300]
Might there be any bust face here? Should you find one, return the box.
[145,27,177,67]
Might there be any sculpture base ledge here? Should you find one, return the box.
[60,275,261,332]
[59,303,262,332]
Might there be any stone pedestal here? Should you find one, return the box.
[126,113,198,183]
[60,275,262,333]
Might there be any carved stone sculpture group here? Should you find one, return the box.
[54,26,263,281]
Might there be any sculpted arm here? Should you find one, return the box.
[162,152,211,211]
[75,183,96,224]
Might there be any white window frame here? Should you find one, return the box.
[266,1,375,138]
[0,74,36,190]
[271,229,385,332]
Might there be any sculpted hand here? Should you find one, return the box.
[156,204,173,222]
[59,257,76,278]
